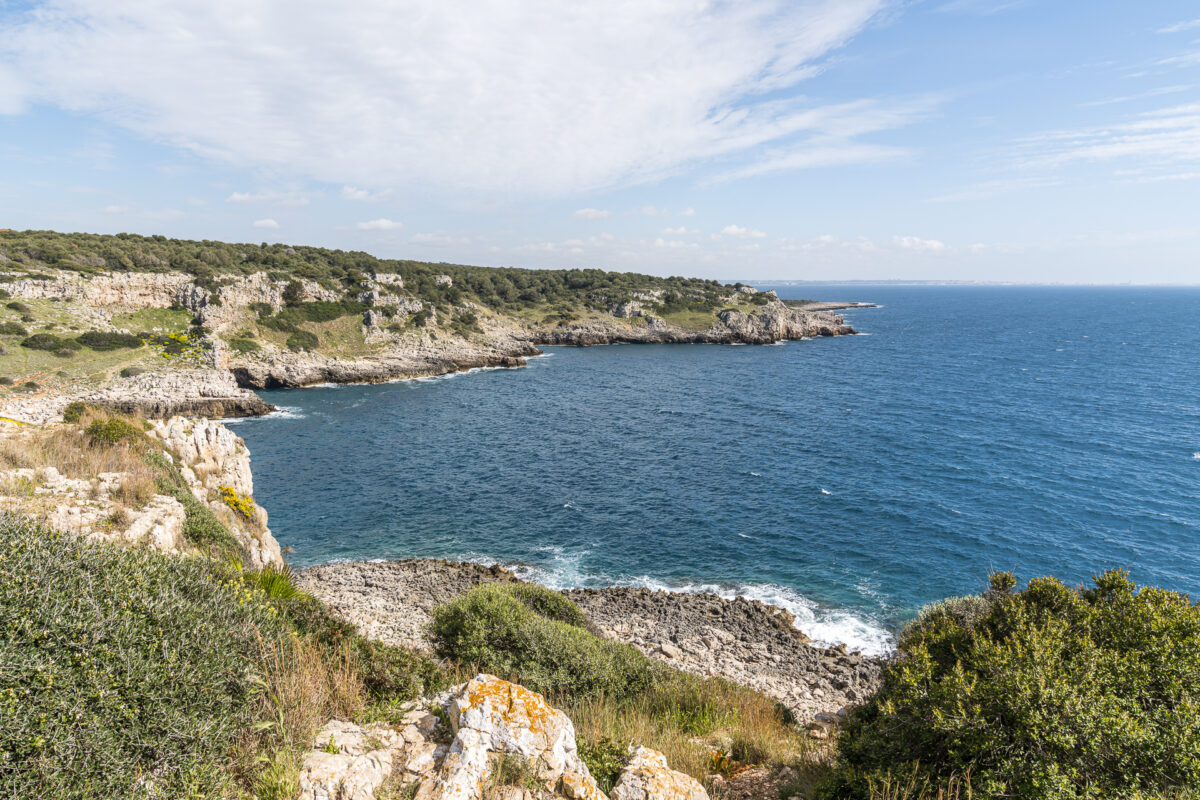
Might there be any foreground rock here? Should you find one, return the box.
[300,675,613,800]
[296,560,882,721]
[611,748,707,800]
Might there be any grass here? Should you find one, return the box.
[112,306,193,334]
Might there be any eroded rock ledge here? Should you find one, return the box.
[295,560,882,721]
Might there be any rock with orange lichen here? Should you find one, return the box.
[610,746,709,800]
[431,674,606,800]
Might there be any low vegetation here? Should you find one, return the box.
[431,584,815,788]
[819,571,1200,800]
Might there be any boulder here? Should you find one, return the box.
[610,747,708,800]
[433,674,606,800]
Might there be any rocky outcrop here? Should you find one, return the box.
[0,463,189,555]
[148,416,282,568]
[611,748,707,800]
[231,343,539,389]
[295,560,882,721]
[85,369,275,418]
[10,271,194,309]
[299,676,609,800]
[527,299,851,347]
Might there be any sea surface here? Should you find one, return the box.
[230,286,1200,654]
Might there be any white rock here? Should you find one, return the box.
[610,747,708,800]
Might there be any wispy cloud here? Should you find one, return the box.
[1158,18,1200,34]
[892,235,946,251]
[356,218,403,231]
[928,176,1063,203]
[226,190,310,206]
[934,0,1029,16]
[721,224,767,239]
[1013,103,1200,173]
[573,208,610,220]
[252,218,280,229]
[342,185,393,202]
[0,0,890,196]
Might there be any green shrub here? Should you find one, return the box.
[577,737,629,794]
[19,333,79,352]
[75,330,143,351]
[119,366,145,378]
[429,584,658,699]
[819,571,1200,800]
[249,301,274,317]
[229,337,260,354]
[14,382,38,393]
[0,514,281,799]
[0,377,12,386]
[61,401,89,423]
[85,417,143,445]
[4,301,30,314]
[0,322,26,336]
[409,309,431,328]
[286,330,319,352]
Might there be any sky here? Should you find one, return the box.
[0,1,1198,283]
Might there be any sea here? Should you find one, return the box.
[228,285,1200,655]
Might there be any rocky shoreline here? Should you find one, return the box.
[296,559,883,722]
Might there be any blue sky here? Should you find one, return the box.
[1,0,1198,282]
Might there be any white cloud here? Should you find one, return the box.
[721,224,767,239]
[653,237,697,249]
[661,226,697,235]
[639,205,664,217]
[892,235,946,251]
[1,0,888,195]
[226,190,309,206]
[101,204,127,213]
[342,185,393,202]
[573,208,610,220]
[680,207,696,216]
[410,232,469,245]
[253,218,280,229]
[356,218,403,230]
[1159,19,1200,34]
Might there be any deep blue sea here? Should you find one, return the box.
[229,286,1200,654]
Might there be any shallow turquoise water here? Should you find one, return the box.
[230,286,1200,653]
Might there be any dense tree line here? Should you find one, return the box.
[0,230,736,315]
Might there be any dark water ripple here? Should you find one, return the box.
[230,286,1200,654]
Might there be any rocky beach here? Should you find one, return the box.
[297,560,882,725]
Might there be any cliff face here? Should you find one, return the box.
[529,302,852,346]
[0,415,282,568]
[149,416,282,568]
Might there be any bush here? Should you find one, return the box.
[14,382,38,393]
[75,330,143,351]
[429,584,658,699]
[0,322,26,336]
[19,333,79,352]
[119,366,145,378]
[286,330,319,352]
[577,737,629,794]
[819,571,1200,800]
[0,377,12,386]
[4,301,30,314]
[229,337,260,354]
[61,401,90,423]
[0,514,281,799]
[85,417,143,445]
